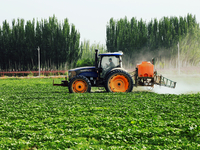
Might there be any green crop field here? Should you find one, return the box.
[0,78,199,149]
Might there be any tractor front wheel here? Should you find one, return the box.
[68,75,91,93]
[105,70,133,92]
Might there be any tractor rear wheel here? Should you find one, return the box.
[105,70,133,92]
[68,75,91,93]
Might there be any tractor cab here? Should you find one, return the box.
[97,51,123,78]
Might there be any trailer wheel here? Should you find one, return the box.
[105,70,133,92]
[68,75,91,93]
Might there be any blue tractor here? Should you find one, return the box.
[53,49,177,92]
[53,49,134,93]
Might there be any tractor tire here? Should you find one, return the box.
[105,70,133,92]
[68,75,91,93]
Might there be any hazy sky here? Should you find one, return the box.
[1,0,200,45]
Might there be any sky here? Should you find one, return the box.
[1,0,200,45]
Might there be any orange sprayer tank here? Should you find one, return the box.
[137,61,154,77]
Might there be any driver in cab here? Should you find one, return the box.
[101,58,115,77]
[106,58,115,69]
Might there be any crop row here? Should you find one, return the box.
[0,78,199,149]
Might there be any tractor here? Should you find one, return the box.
[53,49,176,93]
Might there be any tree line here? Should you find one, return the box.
[0,14,199,71]
[0,15,80,71]
[106,14,199,67]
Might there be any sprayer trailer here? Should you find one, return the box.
[53,49,176,93]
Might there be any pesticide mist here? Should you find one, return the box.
[153,72,200,95]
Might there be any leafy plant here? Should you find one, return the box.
[76,58,95,67]
[0,78,199,149]
[28,71,33,77]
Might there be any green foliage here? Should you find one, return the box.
[48,72,54,76]
[0,78,200,149]
[0,13,199,71]
[77,40,106,68]
[80,39,107,60]
[179,26,200,66]
[64,71,68,76]
[106,14,199,67]
[0,15,81,71]
[28,71,33,77]
[76,58,95,67]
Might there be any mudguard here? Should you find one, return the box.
[104,67,128,79]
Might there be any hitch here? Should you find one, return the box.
[53,77,68,86]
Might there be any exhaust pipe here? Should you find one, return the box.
[95,49,98,70]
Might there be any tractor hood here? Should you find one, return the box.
[68,66,98,79]
[69,66,95,72]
